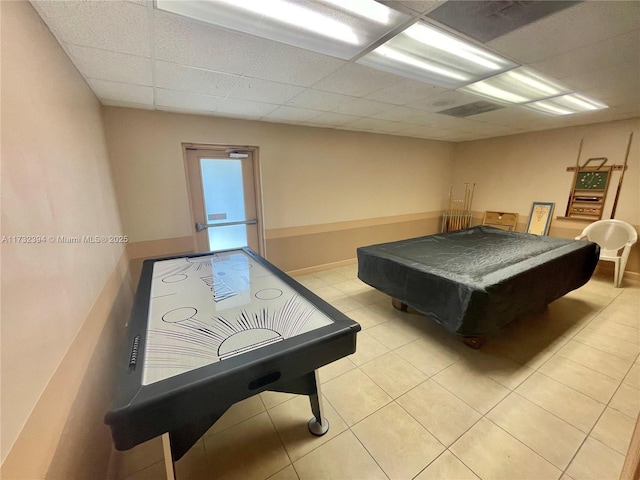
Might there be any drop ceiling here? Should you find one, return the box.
[31,0,640,142]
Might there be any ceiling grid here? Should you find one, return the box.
[30,0,640,141]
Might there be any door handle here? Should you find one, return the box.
[195,219,257,232]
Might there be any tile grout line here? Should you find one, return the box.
[323,272,636,479]
[556,298,639,477]
[262,404,296,478]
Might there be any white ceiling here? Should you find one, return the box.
[32,0,640,142]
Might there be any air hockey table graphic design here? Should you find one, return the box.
[105,249,360,478]
[144,252,334,384]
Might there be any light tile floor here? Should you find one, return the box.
[109,265,639,480]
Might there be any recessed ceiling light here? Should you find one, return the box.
[523,93,608,115]
[155,0,410,60]
[460,67,570,104]
[357,21,516,88]
[322,0,393,24]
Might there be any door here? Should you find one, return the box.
[185,146,263,254]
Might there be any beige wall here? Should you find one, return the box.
[103,107,455,269]
[1,1,131,476]
[453,118,640,274]
[269,213,442,272]
[102,108,454,236]
[453,118,639,224]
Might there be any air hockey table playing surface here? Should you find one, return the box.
[105,248,360,471]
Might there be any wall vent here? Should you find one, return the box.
[437,101,504,117]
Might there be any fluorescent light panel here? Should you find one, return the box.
[155,0,410,60]
[460,67,570,104]
[357,21,516,88]
[524,93,608,116]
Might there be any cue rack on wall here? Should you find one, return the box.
[564,133,633,220]
[442,183,475,232]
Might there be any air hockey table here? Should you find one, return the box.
[105,248,360,479]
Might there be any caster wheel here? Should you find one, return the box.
[308,417,329,436]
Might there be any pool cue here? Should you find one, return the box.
[565,139,583,216]
[452,199,456,231]
[447,184,453,231]
[465,183,470,210]
[464,183,470,228]
[463,183,469,228]
[453,199,458,230]
[610,132,633,219]
[468,183,476,228]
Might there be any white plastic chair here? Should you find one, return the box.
[575,219,638,288]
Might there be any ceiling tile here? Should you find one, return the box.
[364,79,447,105]
[87,79,153,105]
[417,114,481,131]
[331,98,395,116]
[581,80,640,109]
[383,1,444,15]
[306,112,362,126]
[488,1,640,64]
[64,44,152,85]
[561,60,640,94]
[215,98,279,118]
[32,1,151,57]
[286,89,356,111]
[530,30,640,81]
[155,61,240,97]
[264,106,322,122]
[582,105,640,123]
[228,77,305,104]
[155,89,223,112]
[154,10,263,75]
[311,63,402,98]
[244,42,346,87]
[372,106,431,123]
[342,117,408,132]
[470,106,550,127]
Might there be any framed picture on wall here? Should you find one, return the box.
[526,202,555,235]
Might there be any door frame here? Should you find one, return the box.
[181,143,266,255]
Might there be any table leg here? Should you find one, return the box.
[391,298,408,312]
[162,433,177,480]
[462,336,486,349]
[307,370,329,436]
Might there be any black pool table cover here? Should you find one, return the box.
[357,226,600,337]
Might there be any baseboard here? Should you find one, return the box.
[286,258,357,276]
